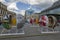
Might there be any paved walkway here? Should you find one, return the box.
[0,23,60,40]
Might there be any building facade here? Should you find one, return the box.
[0,2,16,26]
[0,2,7,23]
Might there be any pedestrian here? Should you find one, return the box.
[30,18,33,24]
[0,20,2,25]
[34,18,36,24]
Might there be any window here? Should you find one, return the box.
[1,4,2,7]
[1,10,2,14]
[0,9,1,14]
[5,11,7,14]
[2,10,3,14]
[49,8,60,14]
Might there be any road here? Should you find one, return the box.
[0,34,60,40]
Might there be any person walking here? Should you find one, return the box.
[30,18,33,24]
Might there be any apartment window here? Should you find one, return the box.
[0,9,1,14]
[3,10,4,14]
[2,10,3,14]
[1,4,2,7]
[1,9,2,14]
[1,10,3,14]
[6,11,7,14]
[49,8,60,14]
[3,10,5,14]
[0,3,1,7]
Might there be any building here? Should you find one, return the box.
[0,2,16,26]
[40,0,60,14]
[40,0,60,21]
[0,2,7,23]
[39,0,60,29]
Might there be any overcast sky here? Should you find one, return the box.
[0,0,58,16]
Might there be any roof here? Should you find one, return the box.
[41,0,60,13]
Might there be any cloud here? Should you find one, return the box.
[7,2,19,11]
[18,0,58,11]
[32,0,58,11]
[0,0,11,6]
[0,0,26,16]
[1,0,58,14]
[13,10,25,16]
[17,0,58,5]
[19,10,25,16]
[0,0,5,2]
[1,0,58,9]
[1,0,58,5]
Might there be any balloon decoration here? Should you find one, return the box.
[48,15,57,29]
[2,22,11,29]
[2,15,12,29]
[39,15,57,29]
[39,15,48,26]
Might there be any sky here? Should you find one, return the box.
[0,0,58,16]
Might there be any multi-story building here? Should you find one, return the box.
[0,2,16,26]
[0,2,7,22]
